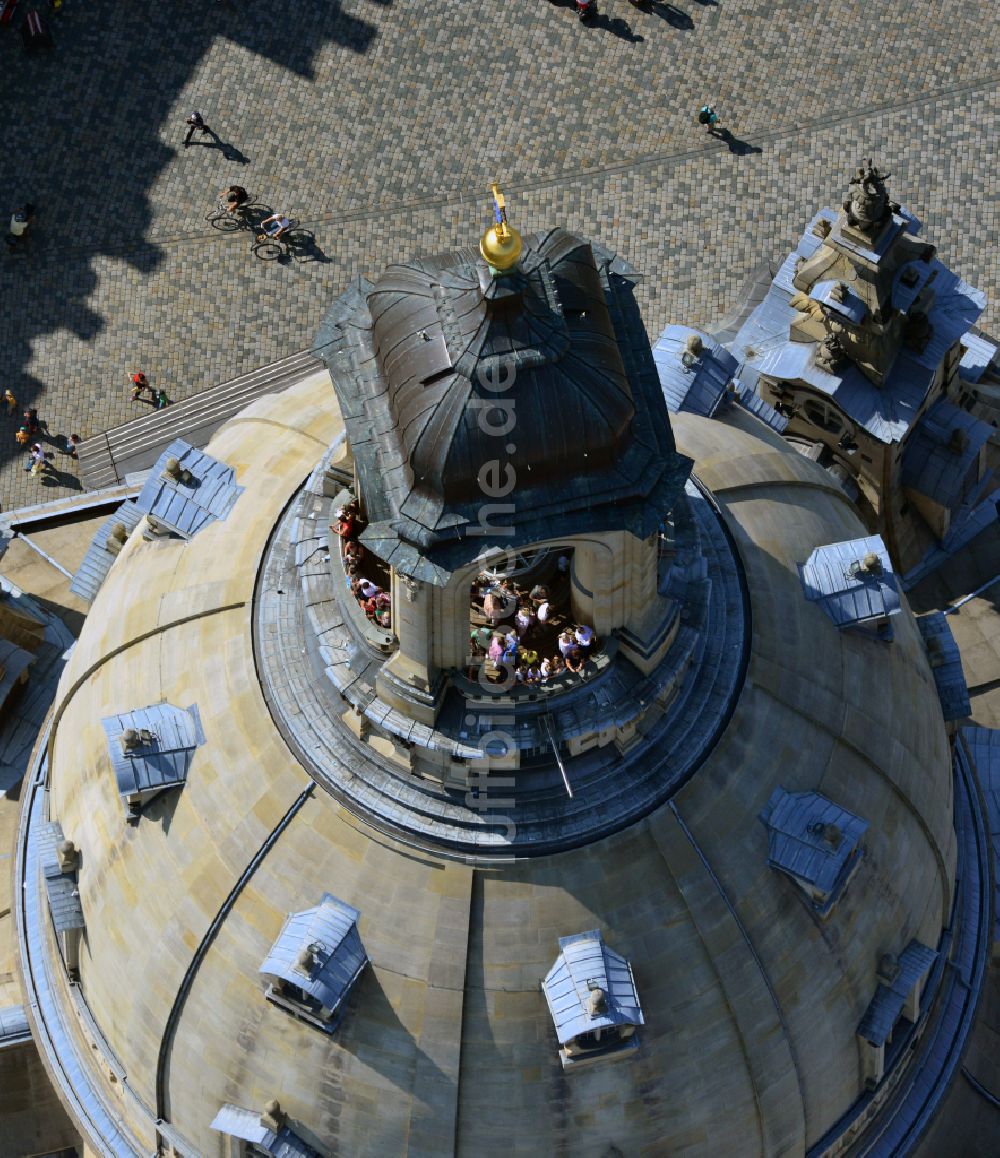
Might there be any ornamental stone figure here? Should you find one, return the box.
[843,160,896,235]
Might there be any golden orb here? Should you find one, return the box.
[480,182,522,272]
[479,222,523,271]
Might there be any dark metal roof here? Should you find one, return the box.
[210,1105,321,1157]
[652,324,735,418]
[100,703,204,811]
[259,894,368,1016]
[37,821,85,934]
[857,940,938,1046]
[901,399,993,512]
[0,637,35,707]
[799,535,900,628]
[541,929,644,1046]
[917,612,970,721]
[759,787,868,908]
[314,229,691,584]
[135,439,244,538]
[69,499,144,604]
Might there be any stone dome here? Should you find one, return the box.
[19,366,963,1157]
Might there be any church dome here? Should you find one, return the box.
[17,371,964,1157]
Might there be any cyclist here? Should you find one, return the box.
[259,212,291,241]
[220,185,250,214]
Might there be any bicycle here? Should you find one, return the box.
[204,194,262,233]
[252,217,299,261]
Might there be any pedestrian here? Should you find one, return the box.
[23,408,39,435]
[25,442,47,474]
[183,110,211,147]
[5,204,35,251]
[63,433,82,457]
[15,425,30,448]
[130,371,150,402]
[3,389,17,415]
[698,105,722,134]
[155,389,170,410]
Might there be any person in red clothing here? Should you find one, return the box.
[130,371,152,402]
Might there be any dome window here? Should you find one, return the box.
[259,894,368,1033]
[759,787,868,915]
[799,535,900,637]
[101,703,204,823]
[857,940,937,1088]
[37,821,85,978]
[210,1100,321,1157]
[541,930,643,1069]
[134,438,244,539]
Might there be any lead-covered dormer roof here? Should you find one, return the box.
[314,228,691,583]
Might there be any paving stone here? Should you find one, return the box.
[0,0,997,512]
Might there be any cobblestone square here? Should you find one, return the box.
[0,0,996,507]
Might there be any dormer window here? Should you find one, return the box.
[211,1100,320,1157]
[134,438,244,539]
[37,822,85,977]
[799,535,900,638]
[541,930,643,1068]
[259,894,368,1033]
[101,703,204,823]
[759,787,868,916]
[857,940,937,1088]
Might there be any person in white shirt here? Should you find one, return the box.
[514,606,535,637]
[260,212,291,239]
[574,624,595,649]
[359,579,380,600]
[537,600,550,624]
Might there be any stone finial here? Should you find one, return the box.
[162,457,193,485]
[862,552,882,574]
[586,986,608,1017]
[259,1099,286,1132]
[294,942,319,977]
[57,839,78,873]
[816,333,846,372]
[105,522,129,556]
[843,159,893,235]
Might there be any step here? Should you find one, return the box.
[78,349,323,489]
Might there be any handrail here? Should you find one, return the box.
[543,714,573,798]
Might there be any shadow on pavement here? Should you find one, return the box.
[0,0,381,495]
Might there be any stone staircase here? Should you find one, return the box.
[77,349,323,490]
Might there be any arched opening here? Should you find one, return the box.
[332,493,394,638]
[467,546,601,689]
